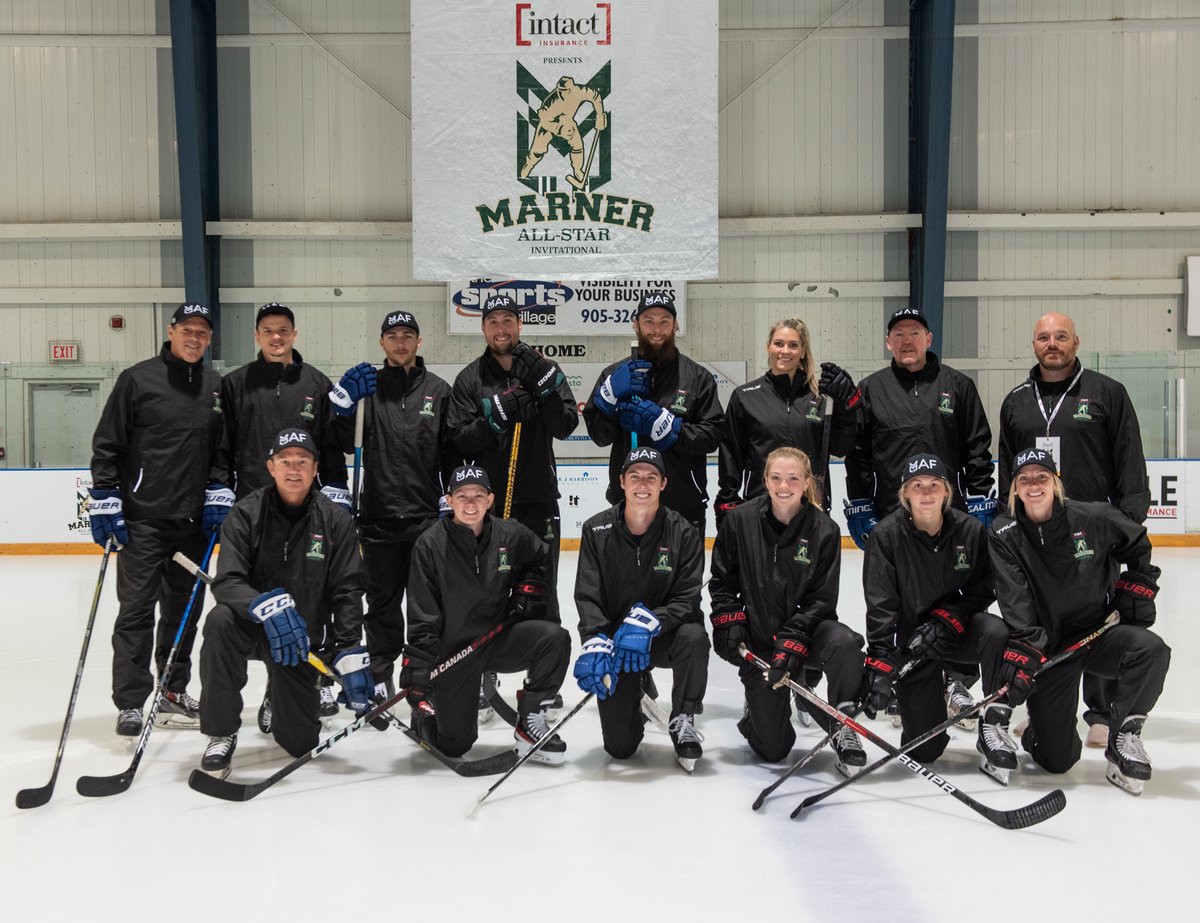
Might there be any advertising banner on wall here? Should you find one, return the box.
[447,279,687,335]
[411,0,719,281]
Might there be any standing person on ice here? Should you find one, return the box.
[572,447,708,771]
[709,446,866,775]
[197,427,368,780]
[89,302,231,737]
[989,448,1170,795]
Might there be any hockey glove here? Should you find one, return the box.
[87,488,128,548]
[861,652,898,719]
[844,498,879,551]
[612,603,661,674]
[1113,572,1158,627]
[966,491,998,530]
[818,362,859,410]
[573,634,616,700]
[998,639,1045,707]
[767,636,810,690]
[510,343,565,399]
[249,589,310,667]
[709,610,749,666]
[202,483,235,536]
[398,647,434,710]
[320,483,352,512]
[616,399,682,450]
[905,607,967,661]
[714,500,740,531]
[509,577,548,622]
[332,645,374,715]
[329,362,378,416]
[593,358,652,414]
[481,387,537,433]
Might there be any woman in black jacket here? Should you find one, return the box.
[989,448,1170,795]
[709,446,865,774]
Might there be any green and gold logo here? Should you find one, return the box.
[306,533,325,561]
[954,545,970,571]
[498,547,512,573]
[653,546,672,574]
[805,400,822,422]
[1073,398,1092,421]
[1072,530,1094,559]
[670,390,688,413]
[794,540,811,566]
[938,392,954,416]
[301,397,315,421]
[420,397,435,418]
[212,392,223,414]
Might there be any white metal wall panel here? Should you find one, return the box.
[1,1,158,34]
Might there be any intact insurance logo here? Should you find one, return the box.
[516,3,612,47]
[453,279,575,326]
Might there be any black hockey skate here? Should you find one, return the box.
[201,734,237,780]
[514,689,566,765]
[976,704,1018,785]
[831,704,867,778]
[945,680,977,731]
[1105,714,1151,796]
[668,712,703,773]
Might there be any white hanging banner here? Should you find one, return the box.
[411,0,718,282]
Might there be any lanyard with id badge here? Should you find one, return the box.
[1032,366,1084,470]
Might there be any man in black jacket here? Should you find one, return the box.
[447,294,578,621]
[88,303,231,737]
[996,312,1151,745]
[583,291,725,538]
[404,465,571,763]
[336,310,460,689]
[197,428,368,778]
[573,447,708,770]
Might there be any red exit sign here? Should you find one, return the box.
[49,340,82,362]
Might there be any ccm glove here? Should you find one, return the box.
[593,358,652,413]
[398,647,434,710]
[320,483,352,512]
[818,362,858,409]
[709,610,748,666]
[87,488,128,548]
[861,652,898,719]
[616,399,682,450]
[714,500,739,530]
[329,362,377,416]
[332,645,374,715]
[249,589,310,667]
[612,603,661,674]
[509,577,547,622]
[481,387,537,433]
[998,640,1045,707]
[966,491,998,529]
[510,343,565,399]
[202,483,235,536]
[906,607,967,661]
[767,637,810,690]
[573,634,615,700]
[1113,573,1158,627]
[844,498,879,551]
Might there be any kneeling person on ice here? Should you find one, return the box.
[709,447,866,775]
[197,428,369,779]
[573,447,708,771]
[404,465,571,763]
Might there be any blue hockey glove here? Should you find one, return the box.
[320,483,352,512]
[329,362,377,416]
[249,589,310,667]
[612,603,661,674]
[573,634,616,700]
[966,491,998,529]
[333,646,374,715]
[202,483,235,535]
[844,497,879,551]
[593,359,652,414]
[87,488,128,548]
[616,399,681,450]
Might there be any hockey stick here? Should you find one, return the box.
[351,398,365,517]
[76,531,218,798]
[503,422,522,519]
[188,622,511,801]
[467,687,599,818]
[565,121,603,192]
[739,646,1066,830]
[817,394,834,510]
[15,537,115,809]
[486,675,663,740]
[790,616,1118,818]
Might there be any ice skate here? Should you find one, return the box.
[976,704,1018,786]
[116,707,143,738]
[319,682,339,718]
[831,705,866,778]
[668,712,703,773]
[200,734,237,780]
[477,672,497,726]
[257,690,272,734]
[514,689,566,765]
[945,680,977,731]
[1105,715,1151,796]
[155,690,200,729]
[887,695,902,728]
[792,688,814,727]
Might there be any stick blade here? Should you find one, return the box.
[751,793,768,812]
[451,749,518,778]
[987,788,1067,830]
[187,768,261,802]
[75,771,133,798]
[15,784,54,809]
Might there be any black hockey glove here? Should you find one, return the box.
[998,639,1045,707]
[481,386,538,433]
[860,652,898,719]
[398,647,434,710]
[709,610,748,665]
[767,636,810,690]
[510,343,565,399]
[509,577,548,622]
[818,362,859,410]
[905,607,967,661]
[1113,573,1158,627]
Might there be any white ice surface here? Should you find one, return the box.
[2,550,1196,922]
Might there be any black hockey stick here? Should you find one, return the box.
[188,622,511,801]
[76,532,218,798]
[817,394,834,509]
[351,398,365,517]
[790,616,1118,818]
[15,537,115,809]
[739,646,1066,830]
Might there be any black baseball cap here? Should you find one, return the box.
[267,427,317,460]
[1011,447,1056,478]
[900,452,949,485]
[381,310,420,335]
[621,446,667,476]
[449,465,492,494]
[887,306,929,332]
[171,303,213,328]
[635,291,676,317]
[256,303,295,326]
[481,294,520,319]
